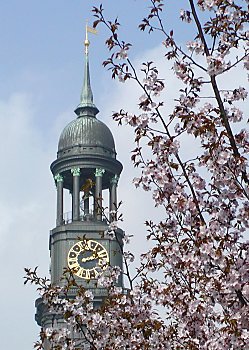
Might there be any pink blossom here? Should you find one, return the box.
[207,55,231,76]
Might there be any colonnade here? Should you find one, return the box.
[54,168,119,226]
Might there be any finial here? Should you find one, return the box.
[84,20,90,55]
[74,21,99,118]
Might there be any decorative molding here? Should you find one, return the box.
[95,168,105,177]
[110,174,119,185]
[54,173,63,183]
[71,168,81,177]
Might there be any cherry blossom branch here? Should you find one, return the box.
[189,0,249,186]
[95,201,137,290]
[77,324,98,350]
[188,0,210,56]
[115,52,206,223]
[143,0,208,72]
[221,53,248,74]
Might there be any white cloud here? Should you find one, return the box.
[0,92,55,349]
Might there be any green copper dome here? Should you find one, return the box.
[57,115,116,159]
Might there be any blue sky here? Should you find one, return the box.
[0,1,247,349]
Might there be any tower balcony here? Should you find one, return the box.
[62,210,108,225]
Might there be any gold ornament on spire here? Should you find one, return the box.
[84,20,98,54]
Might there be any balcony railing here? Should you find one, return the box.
[62,210,107,224]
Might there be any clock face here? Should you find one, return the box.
[67,240,109,280]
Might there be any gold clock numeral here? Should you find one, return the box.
[68,262,79,269]
[78,242,84,250]
[77,267,85,278]
[72,265,80,274]
[89,240,97,250]
[68,256,78,263]
[90,269,96,279]
[85,270,91,280]
[80,240,90,250]
[97,250,108,259]
[72,243,81,252]
[68,254,78,268]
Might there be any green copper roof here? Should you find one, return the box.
[74,43,99,117]
[58,116,116,158]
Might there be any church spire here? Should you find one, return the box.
[74,23,99,118]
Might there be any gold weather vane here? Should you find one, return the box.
[85,20,98,54]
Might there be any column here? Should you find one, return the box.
[71,168,80,221]
[84,197,89,215]
[95,168,105,221]
[110,174,119,222]
[54,173,64,226]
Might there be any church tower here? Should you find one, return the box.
[35,28,124,333]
